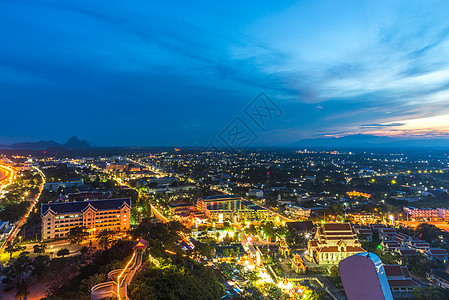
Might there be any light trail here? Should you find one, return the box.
[117,251,136,300]
[0,166,45,251]
[150,204,169,223]
[0,163,16,195]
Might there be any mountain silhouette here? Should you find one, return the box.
[0,137,91,150]
[64,136,91,148]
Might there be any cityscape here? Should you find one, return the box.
[2,147,449,299]
[2,1,449,300]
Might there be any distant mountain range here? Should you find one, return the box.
[295,134,449,148]
[0,136,91,150]
[2,134,449,150]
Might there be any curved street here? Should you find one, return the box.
[0,166,45,250]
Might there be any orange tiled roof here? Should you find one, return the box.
[323,223,352,231]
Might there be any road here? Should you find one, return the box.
[0,168,6,181]
[130,158,296,224]
[0,163,15,194]
[0,166,45,250]
[112,171,169,224]
[399,220,449,232]
[252,200,296,222]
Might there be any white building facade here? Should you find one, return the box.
[41,198,131,240]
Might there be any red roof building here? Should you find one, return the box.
[425,248,449,263]
[384,265,419,296]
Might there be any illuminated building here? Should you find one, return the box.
[403,206,438,220]
[384,265,419,296]
[346,191,371,199]
[279,238,291,257]
[196,195,241,222]
[285,204,311,218]
[41,198,131,240]
[43,179,84,192]
[291,254,307,274]
[352,224,373,242]
[105,163,127,172]
[436,208,449,220]
[196,195,269,222]
[214,244,246,260]
[425,248,448,263]
[349,213,378,224]
[168,203,195,214]
[308,223,364,265]
[239,201,270,220]
[248,189,264,198]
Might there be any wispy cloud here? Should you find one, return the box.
[2,0,449,145]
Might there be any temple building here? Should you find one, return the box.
[291,254,307,274]
[308,223,364,264]
[279,238,291,257]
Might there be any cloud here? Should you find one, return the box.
[2,0,449,144]
[361,123,405,128]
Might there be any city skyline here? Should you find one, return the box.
[2,0,449,146]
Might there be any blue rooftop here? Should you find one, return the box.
[41,198,131,215]
[202,195,238,201]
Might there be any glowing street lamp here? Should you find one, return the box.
[388,215,394,225]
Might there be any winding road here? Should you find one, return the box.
[0,166,45,250]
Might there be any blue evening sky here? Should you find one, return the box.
[2,0,449,146]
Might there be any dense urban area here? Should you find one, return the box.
[2,147,449,299]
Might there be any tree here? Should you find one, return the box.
[33,244,47,254]
[193,241,212,259]
[259,283,288,300]
[132,218,189,252]
[4,241,26,259]
[412,286,447,300]
[80,273,105,292]
[128,256,225,300]
[80,246,89,255]
[1,252,33,289]
[222,233,234,245]
[97,230,114,250]
[415,223,441,244]
[329,265,340,278]
[244,224,258,236]
[57,248,70,258]
[327,203,344,219]
[329,265,342,286]
[31,255,50,279]
[67,226,89,244]
[247,270,260,282]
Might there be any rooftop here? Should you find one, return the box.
[323,223,352,231]
[201,195,240,201]
[41,198,131,215]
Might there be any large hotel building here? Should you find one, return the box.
[196,195,269,222]
[41,198,131,240]
[197,195,241,222]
